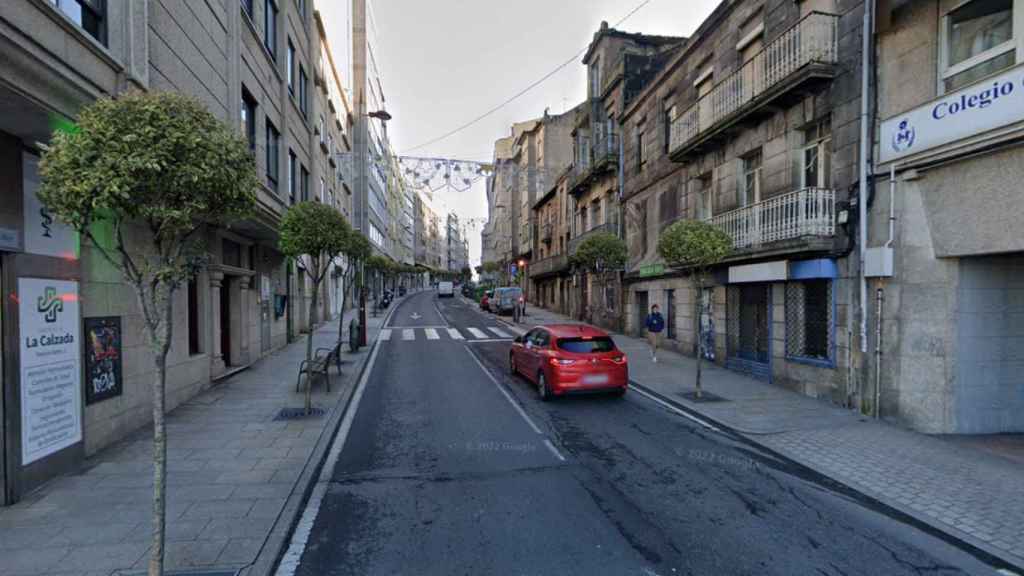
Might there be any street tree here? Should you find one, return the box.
[657,219,732,398]
[336,233,371,336]
[570,232,627,321]
[279,202,350,413]
[364,255,391,297]
[37,91,258,576]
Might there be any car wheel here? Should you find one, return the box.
[509,353,518,376]
[537,372,550,402]
[612,387,627,398]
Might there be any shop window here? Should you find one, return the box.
[51,0,106,45]
[941,0,1015,92]
[785,280,833,364]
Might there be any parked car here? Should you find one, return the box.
[398,285,407,296]
[492,287,522,315]
[461,283,475,297]
[509,324,628,400]
[437,281,455,298]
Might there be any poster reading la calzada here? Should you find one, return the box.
[18,278,82,465]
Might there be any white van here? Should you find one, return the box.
[437,281,455,298]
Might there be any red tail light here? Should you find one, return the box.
[550,358,576,366]
[609,356,627,365]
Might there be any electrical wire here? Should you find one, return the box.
[401,0,654,154]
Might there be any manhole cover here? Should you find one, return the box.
[274,407,326,420]
[678,391,728,403]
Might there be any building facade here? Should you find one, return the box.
[0,0,356,504]
[621,0,863,401]
[869,0,1024,433]
[529,167,574,315]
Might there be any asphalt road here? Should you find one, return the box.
[288,289,1002,576]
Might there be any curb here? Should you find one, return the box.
[239,296,405,576]
[628,380,1024,574]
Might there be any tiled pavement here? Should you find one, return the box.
[0,301,392,576]
[499,301,1024,569]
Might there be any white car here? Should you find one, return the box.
[437,281,455,298]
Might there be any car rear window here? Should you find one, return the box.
[556,337,615,353]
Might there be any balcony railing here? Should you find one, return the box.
[572,132,619,185]
[569,222,616,254]
[670,12,838,154]
[529,253,570,278]
[711,187,834,250]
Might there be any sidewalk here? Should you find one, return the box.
[0,301,393,576]
[504,302,1024,570]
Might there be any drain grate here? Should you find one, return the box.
[274,407,326,420]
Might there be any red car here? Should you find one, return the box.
[509,324,628,400]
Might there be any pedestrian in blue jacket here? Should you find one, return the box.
[645,304,665,362]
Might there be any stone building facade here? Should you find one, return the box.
[529,168,574,315]
[869,0,1024,433]
[620,0,864,400]
[0,0,352,504]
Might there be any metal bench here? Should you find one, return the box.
[315,339,345,373]
[296,355,331,393]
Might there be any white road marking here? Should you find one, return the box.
[543,438,565,461]
[488,327,512,338]
[463,338,511,343]
[433,301,449,327]
[467,327,488,339]
[275,330,384,576]
[447,328,465,340]
[380,329,392,341]
[425,328,439,340]
[402,329,415,341]
[630,386,721,432]
[464,347,543,435]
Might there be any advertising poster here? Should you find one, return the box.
[84,316,123,405]
[18,278,82,465]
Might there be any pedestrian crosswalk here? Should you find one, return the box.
[378,326,518,343]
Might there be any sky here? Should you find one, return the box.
[318,0,720,269]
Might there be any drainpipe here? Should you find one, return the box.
[858,0,876,385]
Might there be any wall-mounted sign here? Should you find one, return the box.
[84,317,123,405]
[19,278,82,465]
[261,275,271,302]
[880,63,1024,164]
[23,154,78,260]
[639,264,665,278]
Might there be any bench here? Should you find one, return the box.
[296,355,331,393]
[315,339,345,373]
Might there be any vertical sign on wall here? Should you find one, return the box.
[83,317,123,405]
[23,153,79,260]
[19,278,82,465]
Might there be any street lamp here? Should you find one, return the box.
[357,108,392,347]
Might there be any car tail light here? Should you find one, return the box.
[609,356,627,365]
[550,358,576,366]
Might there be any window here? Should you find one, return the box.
[264,0,277,60]
[50,0,106,45]
[287,39,295,94]
[942,0,1015,91]
[288,150,297,204]
[241,0,253,18]
[664,102,677,153]
[637,200,648,256]
[557,336,615,353]
[241,88,257,153]
[300,165,310,201]
[319,115,326,145]
[266,119,280,191]
[786,280,833,363]
[666,290,677,340]
[636,127,647,172]
[188,277,200,356]
[299,65,309,116]
[296,0,305,17]
[659,188,678,229]
[801,117,832,189]
[590,58,601,96]
[740,149,762,206]
[319,177,326,202]
[696,172,713,220]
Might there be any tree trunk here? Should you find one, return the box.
[337,265,351,336]
[305,280,320,414]
[147,290,173,576]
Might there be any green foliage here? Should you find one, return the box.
[344,233,372,262]
[39,91,257,249]
[364,254,391,272]
[657,219,733,271]
[481,260,503,274]
[570,232,627,273]
[279,202,351,267]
